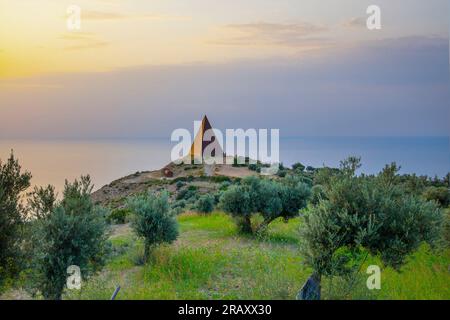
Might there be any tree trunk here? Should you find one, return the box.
[255,217,276,234]
[239,216,253,234]
[144,243,150,263]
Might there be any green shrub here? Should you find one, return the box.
[0,151,31,285]
[292,162,305,172]
[107,208,130,224]
[28,185,57,219]
[313,167,340,186]
[195,194,215,214]
[213,190,224,204]
[176,187,198,201]
[175,181,186,190]
[171,177,187,183]
[443,208,450,247]
[310,184,326,205]
[220,176,311,234]
[219,181,231,191]
[422,186,450,207]
[210,176,231,183]
[277,170,287,178]
[300,158,443,297]
[28,176,109,300]
[127,192,178,262]
[171,200,187,215]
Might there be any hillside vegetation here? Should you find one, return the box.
[1,153,449,300]
[61,212,449,300]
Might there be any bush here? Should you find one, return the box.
[176,187,198,201]
[175,181,185,190]
[292,162,305,172]
[0,152,31,285]
[310,184,326,205]
[28,185,57,219]
[213,190,224,204]
[195,194,215,214]
[313,167,340,186]
[300,158,443,297]
[220,176,311,234]
[277,170,287,178]
[219,181,231,191]
[127,192,178,262]
[444,208,450,247]
[106,208,130,224]
[210,176,231,183]
[422,186,450,207]
[171,200,187,215]
[28,176,109,300]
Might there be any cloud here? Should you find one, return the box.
[1,36,448,138]
[342,17,366,28]
[60,32,109,50]
[0,82,62,89]
[64,41,109,50]
[80,10,188,21]
[206,22,329,47]
[59,32,96,40]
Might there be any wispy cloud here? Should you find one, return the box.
[64,41,109,51]
[206,22,328,47]
[342,17,366,28]
[1,36,448,138]
[60,32,109,50]
[81,10,189,21]
[0,82,62,89]
[59,32,96,40]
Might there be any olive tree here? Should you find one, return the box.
[300,158,443,298]
[29,176,109,300]
[220,176,311,234]
[127,192,179,262]
[195,194,215,214]
[0,152,31,286]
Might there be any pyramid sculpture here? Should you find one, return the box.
[189,115,224,163]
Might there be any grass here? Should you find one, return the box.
[65,212,309,300]
[49,212,450,300]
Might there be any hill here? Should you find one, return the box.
[91,162,258,208]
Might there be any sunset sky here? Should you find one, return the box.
[0,0,449,138]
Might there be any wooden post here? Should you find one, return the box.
[111,285,121,300]
[297,273,321,300]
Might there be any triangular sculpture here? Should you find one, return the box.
[189,115,224,163]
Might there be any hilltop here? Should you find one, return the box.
[91,162,259,208]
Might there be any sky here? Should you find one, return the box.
[0,0,449,138]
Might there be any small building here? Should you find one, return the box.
[162,167,173,177]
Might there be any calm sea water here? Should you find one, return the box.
[0,137,448,192]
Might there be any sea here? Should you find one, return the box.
[0,137,448,193]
